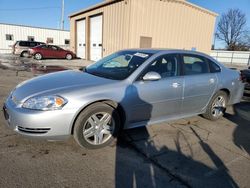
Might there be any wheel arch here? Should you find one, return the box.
[70,99,126,134]
[20,50,28,57]
[219,88,230,99]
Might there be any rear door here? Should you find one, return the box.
[49,46,62,58]
[40,45,51,58]
[181,54,217,114]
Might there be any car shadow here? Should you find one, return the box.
[114,85,238,188]
[224,101,250,155]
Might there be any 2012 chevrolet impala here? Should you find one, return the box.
[3,49,244,149]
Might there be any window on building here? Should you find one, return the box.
[140,36,152,48]
[47,37,53,44]
[28,36,35,41]
[65,39,70,45]
[6,34,14,41]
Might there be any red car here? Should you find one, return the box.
[29,44,75,60]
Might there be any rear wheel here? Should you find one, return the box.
[66,54,73,60]
[34,53,42,60]
[203,91,228,121]
[73,103,121,149]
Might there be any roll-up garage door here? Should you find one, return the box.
[76,19,86,59]
[90,15,103,61]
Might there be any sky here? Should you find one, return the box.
[0,0,250,48]
[189,0,250,48]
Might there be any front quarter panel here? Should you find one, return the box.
[57,81,130,132]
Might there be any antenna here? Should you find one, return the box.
[61,0,64,30]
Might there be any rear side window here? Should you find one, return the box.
[207,59,221,73]
[182,55,209,75]
[19,41,29,47]
[30,42,38,47]
[41,45,48,49]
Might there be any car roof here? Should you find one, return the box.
[121,48,209,57]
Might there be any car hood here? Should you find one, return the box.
[11,70,116,102]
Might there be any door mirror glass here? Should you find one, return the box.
[143,71,161,81]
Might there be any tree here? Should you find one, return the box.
[217,9,248,50]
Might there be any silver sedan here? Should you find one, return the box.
[3,49,244,149]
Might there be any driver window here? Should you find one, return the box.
[146,54,179,78]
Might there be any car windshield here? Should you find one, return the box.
[85,51,153,80]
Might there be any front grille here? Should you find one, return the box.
[17,126,50,134]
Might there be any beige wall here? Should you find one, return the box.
[128,0,216,54]
[70,0,217,59]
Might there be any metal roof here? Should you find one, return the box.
[69,0,218,18]
[0,23,70,32]
[69,0,123,18]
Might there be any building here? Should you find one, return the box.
[0,23,70,53]
[69,0,217,61]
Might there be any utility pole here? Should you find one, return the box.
[61,0,64,30]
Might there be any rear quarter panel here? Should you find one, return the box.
[216,68,244,105]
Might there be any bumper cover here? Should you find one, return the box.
[3,97,76,140]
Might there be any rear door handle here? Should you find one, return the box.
[172,82,181,88]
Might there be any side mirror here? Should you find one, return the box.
[143,71,161,81]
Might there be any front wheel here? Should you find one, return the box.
[73,103,121,149]
[202,91,228,121]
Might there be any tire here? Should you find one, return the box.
[66,53,73,60]
[202,91,228,121]
[34,53,42,60]
[73,103,121,149]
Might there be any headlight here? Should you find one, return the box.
[22,95,67,110]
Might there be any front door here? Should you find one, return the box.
[128,53,183,124]
[76,19,86,59]
[90,15,103,61]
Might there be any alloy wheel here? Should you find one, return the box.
[35,53,42,60]
[83,112,114,145]
[211,95,226,118]
[66,54,72,60]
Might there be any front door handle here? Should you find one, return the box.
[172,82,181,88]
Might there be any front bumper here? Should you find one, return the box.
[3,97,76,140]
